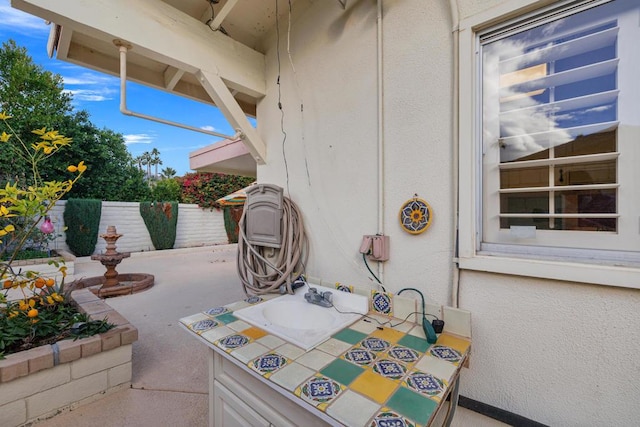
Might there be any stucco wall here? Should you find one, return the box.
[47,201,228,255]
[255,0,640,425]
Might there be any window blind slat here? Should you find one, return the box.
[499,58,618,96]
[500,90,619,116]
[499,152,619,169]
[499,183,618,193]
[499,26,618,72]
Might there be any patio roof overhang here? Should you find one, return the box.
[190,138,256,177]
[10,0,294,170]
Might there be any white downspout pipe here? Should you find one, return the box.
[449,0,461,308]
[376,0,385,285]
[115,41,239,141]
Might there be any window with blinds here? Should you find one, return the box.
[482,2,620,235]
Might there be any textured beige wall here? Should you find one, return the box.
[255,0,640,425]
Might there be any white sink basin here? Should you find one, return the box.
[234,284,367,351]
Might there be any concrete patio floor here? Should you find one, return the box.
[31,245,507,427]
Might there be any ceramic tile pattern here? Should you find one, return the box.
[181,294,471,427]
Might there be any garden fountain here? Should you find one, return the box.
[73,226,154,298]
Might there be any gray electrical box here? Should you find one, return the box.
[244,184,284,248]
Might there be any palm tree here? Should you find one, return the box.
[150,148,162,179]
[140,151,152,180]
[161,167,177,179]
[134,155,144,172]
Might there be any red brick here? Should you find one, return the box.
[26,345,54,374]
[0,353,29,382]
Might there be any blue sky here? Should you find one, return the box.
[0,0,236,176]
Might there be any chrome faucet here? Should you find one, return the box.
[304,287,333,308]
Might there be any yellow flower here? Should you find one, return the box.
[59,266,68,277]
[43,146,54,154]
[31,127,47,136]
[4,224,15,232]
[0,131,11,142]
[0,112,12,120]
[27,308,39,318]
[67,165,78,172]
[77,161,87,172]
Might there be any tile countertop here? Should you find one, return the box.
[180,289,472,427]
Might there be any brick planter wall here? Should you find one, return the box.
[0,289,138,427]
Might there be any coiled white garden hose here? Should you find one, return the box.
[236,196,308,295]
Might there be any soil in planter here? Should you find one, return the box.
[0,302,114,358]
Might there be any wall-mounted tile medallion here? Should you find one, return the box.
[371,291,393,316]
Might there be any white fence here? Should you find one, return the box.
[47,201,229,255]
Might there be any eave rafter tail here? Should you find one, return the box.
[198,70,266,165]
[12,0,266,98]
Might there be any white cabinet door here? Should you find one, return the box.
[213,381,270,427]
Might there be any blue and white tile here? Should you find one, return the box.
[372,359,407,380]
[250,352,288,376]
[429,345,463,363]
[216,334,251,351]
[387,346,420,364]
[404,371,446,400]
[371,291,393,316]
[343,348,377,366]
[360,337,391,352]
[203,306,228,317]
[188,318,219,333]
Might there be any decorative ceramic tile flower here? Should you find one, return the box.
[204,306,228,316]
[405,371,445,397]
[370,410,416,427]
[371,291,393,316]
[429,345,462,363]
[388,346,420,363]
[344,348,377,366]
[216,334,249,350]
[189,319,218,333]
[251,353,287,376]
[372,359,407,380]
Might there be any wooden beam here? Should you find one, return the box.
[163,66,184,91]
[12,0,266,98]
[198,69,266,164]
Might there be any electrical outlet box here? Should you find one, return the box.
[359,235,389,261]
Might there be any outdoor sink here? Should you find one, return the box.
[234,284,368,351]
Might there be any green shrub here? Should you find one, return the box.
[151,178,181,202]
[63,198,102,256]
[139,201,178,250]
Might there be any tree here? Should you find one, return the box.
[0,40,151,201]
[177,172,254,209]
[150,147,162,179]
[161,167,177,179]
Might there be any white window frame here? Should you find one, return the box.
[457,0,640,289]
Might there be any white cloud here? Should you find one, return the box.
[0,3,49,34]
[63,88,113,102]
[123,134,155,145]
[200,125,216,132]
